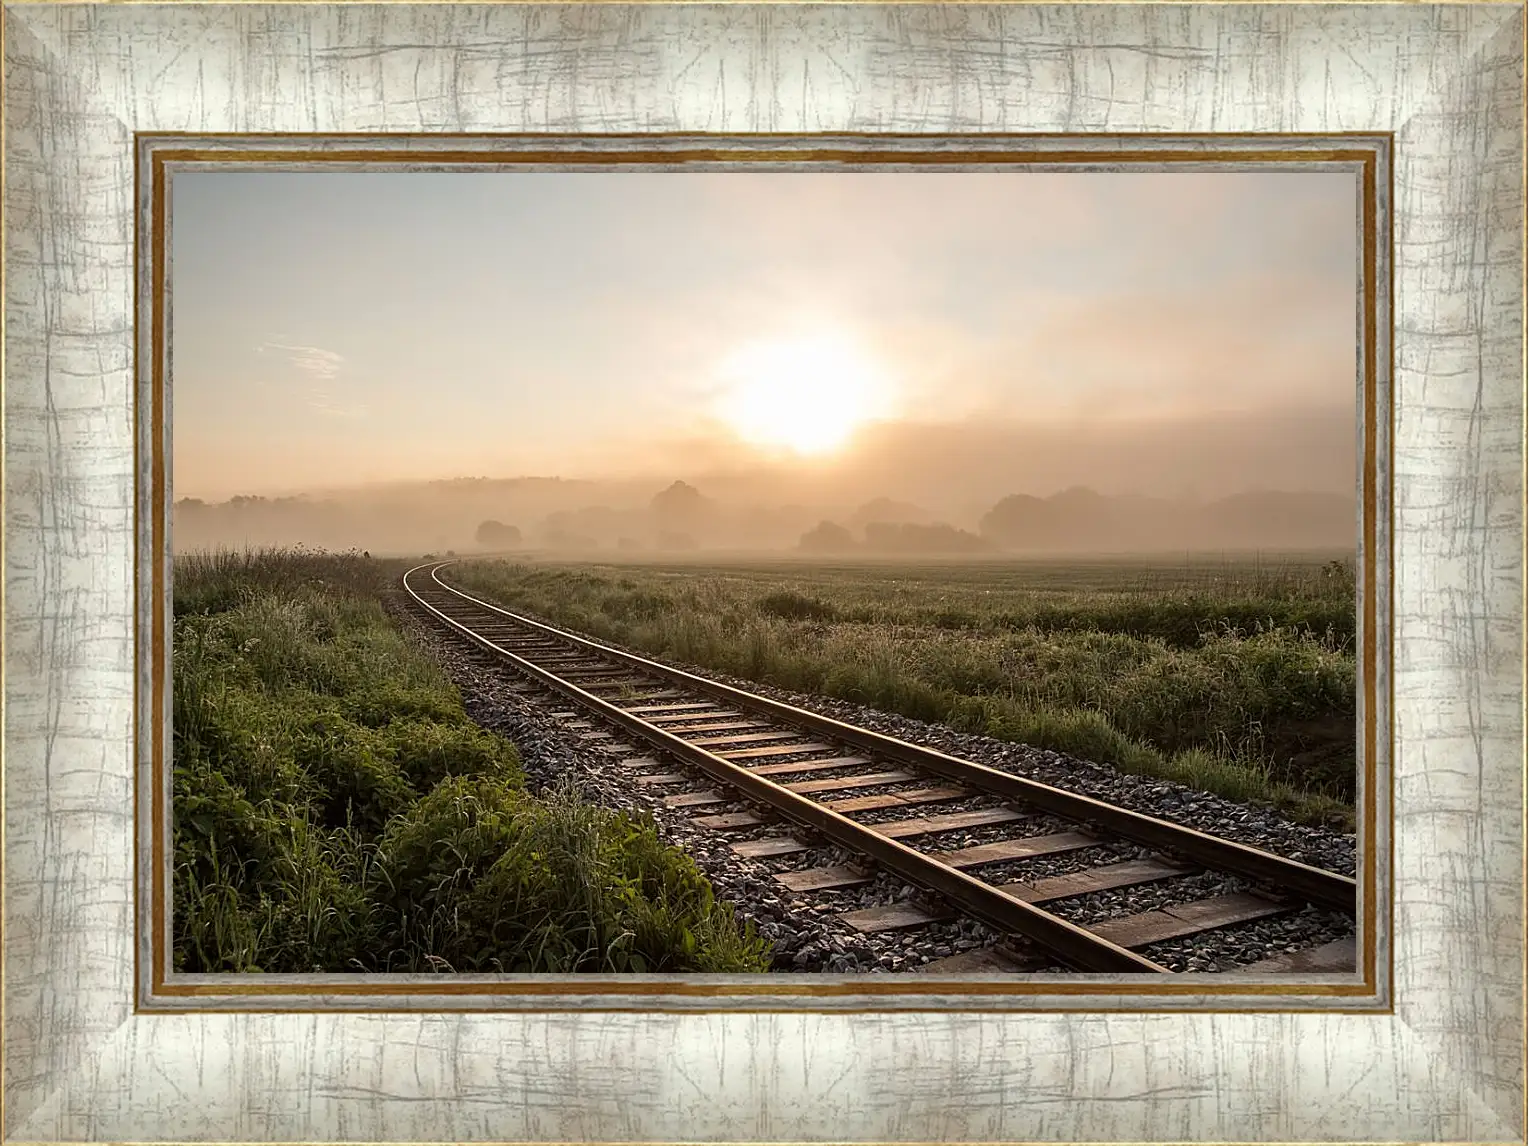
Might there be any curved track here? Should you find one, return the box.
[404,561,1357,975]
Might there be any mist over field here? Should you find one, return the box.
[173,404,1356,557]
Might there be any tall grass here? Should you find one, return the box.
[172,547,769,973]
[449,557,1358,828]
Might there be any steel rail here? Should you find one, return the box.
[403,562,1169,974]
[422,561,1358,914]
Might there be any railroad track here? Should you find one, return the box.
[403,561,1357,975]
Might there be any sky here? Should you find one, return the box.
[170,168,1359,502]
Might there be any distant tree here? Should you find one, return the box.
[651,480,705,516]
[1048,485,1107,509]
[798,521,857,554]
[650,481,714,538]
[864,522,990,554]
[980,487,1157,552]
[849,497,931,531]
[978,494,1062,549]
[475,520,522,549]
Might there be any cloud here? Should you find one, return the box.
[256,340,366,418]
[257,341,346,380]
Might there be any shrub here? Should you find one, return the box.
[373,777,771,973]
[386,718,523,793]
[757,590,838,622]
[291,713,419,836]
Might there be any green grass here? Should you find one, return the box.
[447,555,1358,829]
[172,546,770,974]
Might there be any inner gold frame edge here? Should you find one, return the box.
[137,135,1391,1011]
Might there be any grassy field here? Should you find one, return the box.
[448,554,1358,829]
[172,547,770,973]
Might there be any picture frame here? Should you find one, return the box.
[3,2,1523,1142]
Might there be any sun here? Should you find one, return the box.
[712,334,888,456]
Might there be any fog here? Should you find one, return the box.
[174,405,1356,557]
[170,168,1358,556]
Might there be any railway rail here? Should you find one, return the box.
[403,560,1357,975]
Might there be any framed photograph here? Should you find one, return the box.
[3,2,1523,1143]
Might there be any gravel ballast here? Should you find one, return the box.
[391,589,1360,976]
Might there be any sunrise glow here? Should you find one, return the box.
[713,334,888,456]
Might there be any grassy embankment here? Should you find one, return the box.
[172,547,769,973]
[448,556,1358,829]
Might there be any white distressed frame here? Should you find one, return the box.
[3,3,1523,1142]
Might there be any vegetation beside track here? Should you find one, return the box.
[172,547,770,974]
[448,555,1358,830]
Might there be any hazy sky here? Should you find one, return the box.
[171,169,1358,501]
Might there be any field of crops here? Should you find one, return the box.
[171,548,769,973]
[449,554,1358,828]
